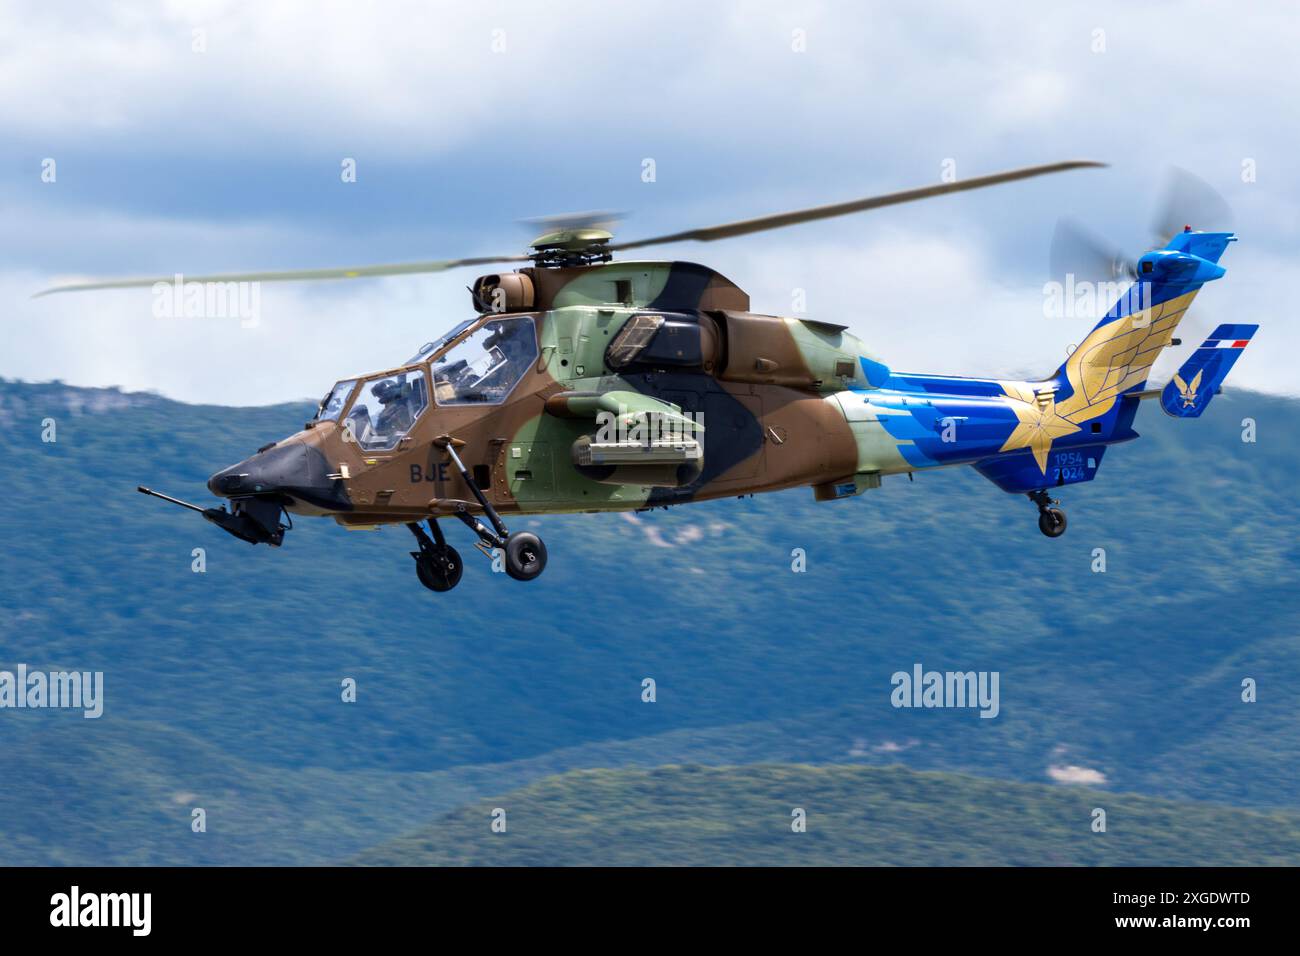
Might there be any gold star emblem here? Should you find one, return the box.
[999,383,1080,473]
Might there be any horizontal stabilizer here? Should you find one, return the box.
[1160,324,1257,418]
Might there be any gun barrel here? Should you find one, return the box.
[137,486,207,513]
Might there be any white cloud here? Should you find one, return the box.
[3,1,1293,166]
[712,228,1057,382]
[1,2,649,155]
[1048,764,1108,786]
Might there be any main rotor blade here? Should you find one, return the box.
[33,254,529,297]
[518,210,625,232]
[611,160,1106,251]
[33,160,1105,298]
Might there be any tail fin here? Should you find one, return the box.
[1160,324,1258,418]
[1044,230,1236,423]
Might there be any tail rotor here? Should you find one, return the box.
[1048,167,1235,384]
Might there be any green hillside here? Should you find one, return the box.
[354,763,1300,866]
[0,379,1296,865]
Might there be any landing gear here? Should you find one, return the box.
[1038,508,1067,537]
[408,520,463,592]
[406,437,549,592]
[503,531,548,582]
[1028,490,1067,538]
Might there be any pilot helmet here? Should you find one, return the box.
[374,380,406,405]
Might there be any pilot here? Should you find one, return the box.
[481,321,532,393]
[373,378,414,437]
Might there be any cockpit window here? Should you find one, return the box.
[343,370,429,451]
[406,319,475,366]
[432,316,538,406]
[316,380,356,422]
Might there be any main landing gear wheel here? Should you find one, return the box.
[1028,490,1067,538]
[414,544,463,592]
[1038,508,1067,538]
[504,531,548,581]
[408,519,464,593]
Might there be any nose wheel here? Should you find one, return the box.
[450,512,549,583]
[503,531,547,581]
[1028,490,1067,538]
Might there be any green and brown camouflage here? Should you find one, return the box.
[224,257,878,533]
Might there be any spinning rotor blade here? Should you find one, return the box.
[611,160,1106,251]
[1151,166,1234,242]
[1152,168,1231,374]
[1144,168,1234,378]
[33,253,529,298]
[1049,218,1137,284]
[1049,167,1235,386]
[518,210,625,233]
[1145,166,1231,382]
[34,160,1103,297]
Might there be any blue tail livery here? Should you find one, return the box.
[827,229,1256,537]
[1160,324,1258,418]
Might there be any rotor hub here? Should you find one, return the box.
[528,227,615,268]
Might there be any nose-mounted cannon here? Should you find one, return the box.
[137,486,288,547]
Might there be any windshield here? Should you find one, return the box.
[343,370,429,451]
[432,317,539,406]
[315,379,356,421]
[406,319,475,366]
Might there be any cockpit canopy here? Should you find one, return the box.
[316,379,356,423]
[312,315,540,449]
[429,316,538,405]
[406,319,474,366]
[343,370,429,451]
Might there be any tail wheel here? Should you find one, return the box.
[414,544,463,592]
[504,531,548,581]
[1038,507,1068,538]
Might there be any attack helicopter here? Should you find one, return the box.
[38,161,1255,592]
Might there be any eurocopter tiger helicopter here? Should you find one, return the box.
[39,161,1255,592]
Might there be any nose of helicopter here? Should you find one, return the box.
[208,439,309,497]
[207,438,350,511]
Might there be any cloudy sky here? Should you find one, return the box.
[3,0,1297,405]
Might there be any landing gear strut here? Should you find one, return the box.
[1028,489,1067,538]
[406,437,548,592]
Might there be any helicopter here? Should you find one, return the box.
[37,161,1255,592]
